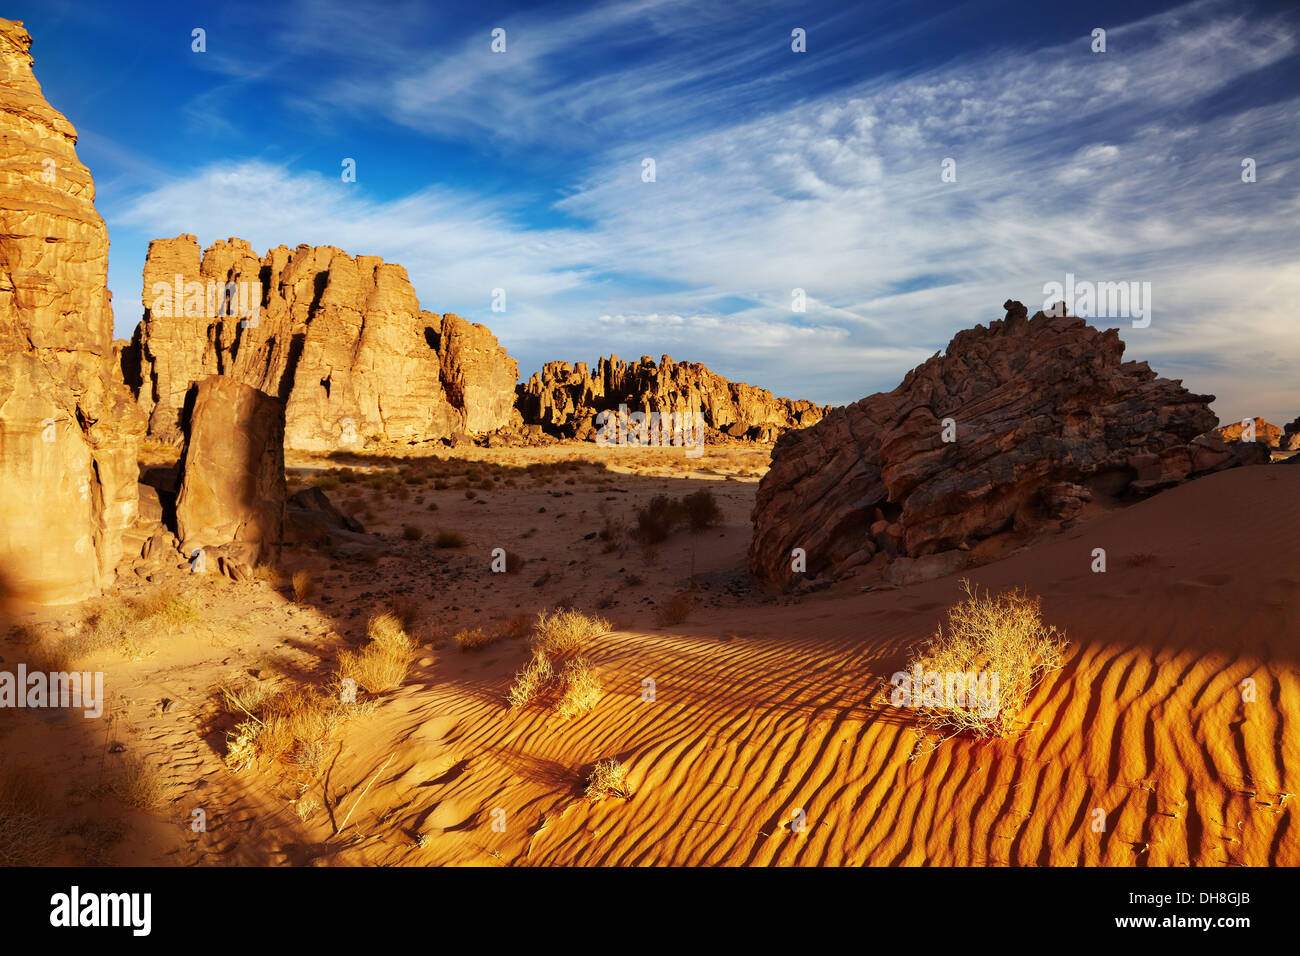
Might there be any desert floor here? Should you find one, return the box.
[2,444,1296,866]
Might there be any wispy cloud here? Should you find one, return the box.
[109,0,1300,420]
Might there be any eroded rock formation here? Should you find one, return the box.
[0,18,144,604]
[1284,416,1300,452]
[175,376,285,567]
[518,354,827,442]
[125,235,518,450]
[1210,416,1283,448]
[749,301,1267,590]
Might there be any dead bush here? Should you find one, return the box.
[336,611,416,694]
[656,592,692,626]
[585,758,630,801]
[904,579,1067,751]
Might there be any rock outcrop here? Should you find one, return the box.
[750,301,1267,590]
[1283,416,1300,452]
[518,354,827,442]
[175,376,285,567]
[125,235,518,450]
[1210,416,1284,448]
[0,18,144,604]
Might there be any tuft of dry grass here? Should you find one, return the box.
[435,529,467,548]
[0,764,57,866]
[584,758,630,802]
[532,608,611,658]
[905,579,1067,750]
[656,592,692,626]
[337,611,417,694]
[496,613,532,641]
[59,590,199,664]
[110,755,167,810]
[220,681,362,819]
[555,658,602,718]
[506,649,554,709]
[292,569,315,603]
[506,609,611,714]
[453,627,497,651]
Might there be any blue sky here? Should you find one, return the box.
[12,0,1300,422]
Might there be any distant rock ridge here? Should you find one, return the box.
[749,300,1269,591]
[124,235,520,451]
[517,354,829,443]
[0,18,144,604]
[1208,416,1288,450]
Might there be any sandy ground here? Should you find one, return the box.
[1,444,1295,867]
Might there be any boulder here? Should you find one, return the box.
[0,18,144,604]
[750,300,1258,590]
[175,376,285,564]
[285,486,365,547]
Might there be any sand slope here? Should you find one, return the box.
[311,463,1299,866]
[3,456,1293,867]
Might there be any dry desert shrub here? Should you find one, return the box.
[223,686,345,775]
[636,489,722,543]
[555,658,602,717]
[435,529,467,548]
[110,755,167,810]
[506,649,554,709]
[62,590,198,663]
[0,764,56,866]
[336,611,417,693]
[506,610,611,713]
[681,488,722,531]
[401,524,423,541]
[532,608,612,658]
[636,494,685,544]
[220,681,359,820]
[496,613,532,641]
[906,579,1067,751]
[656,592,692,626]
[252,563,284,587]
[584,758,630,801]
[454,626,497,651]
[291,569,316,603]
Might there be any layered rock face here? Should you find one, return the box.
[0,18,144,604]
[175,376,285,565]
[750,301,1266,590]
[126,235,517,450]
[518,354,827,442]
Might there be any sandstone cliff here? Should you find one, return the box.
[749,301,1268,591]
[0,18,144,604]
[125,235,518,450]
[518,354,827,442]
